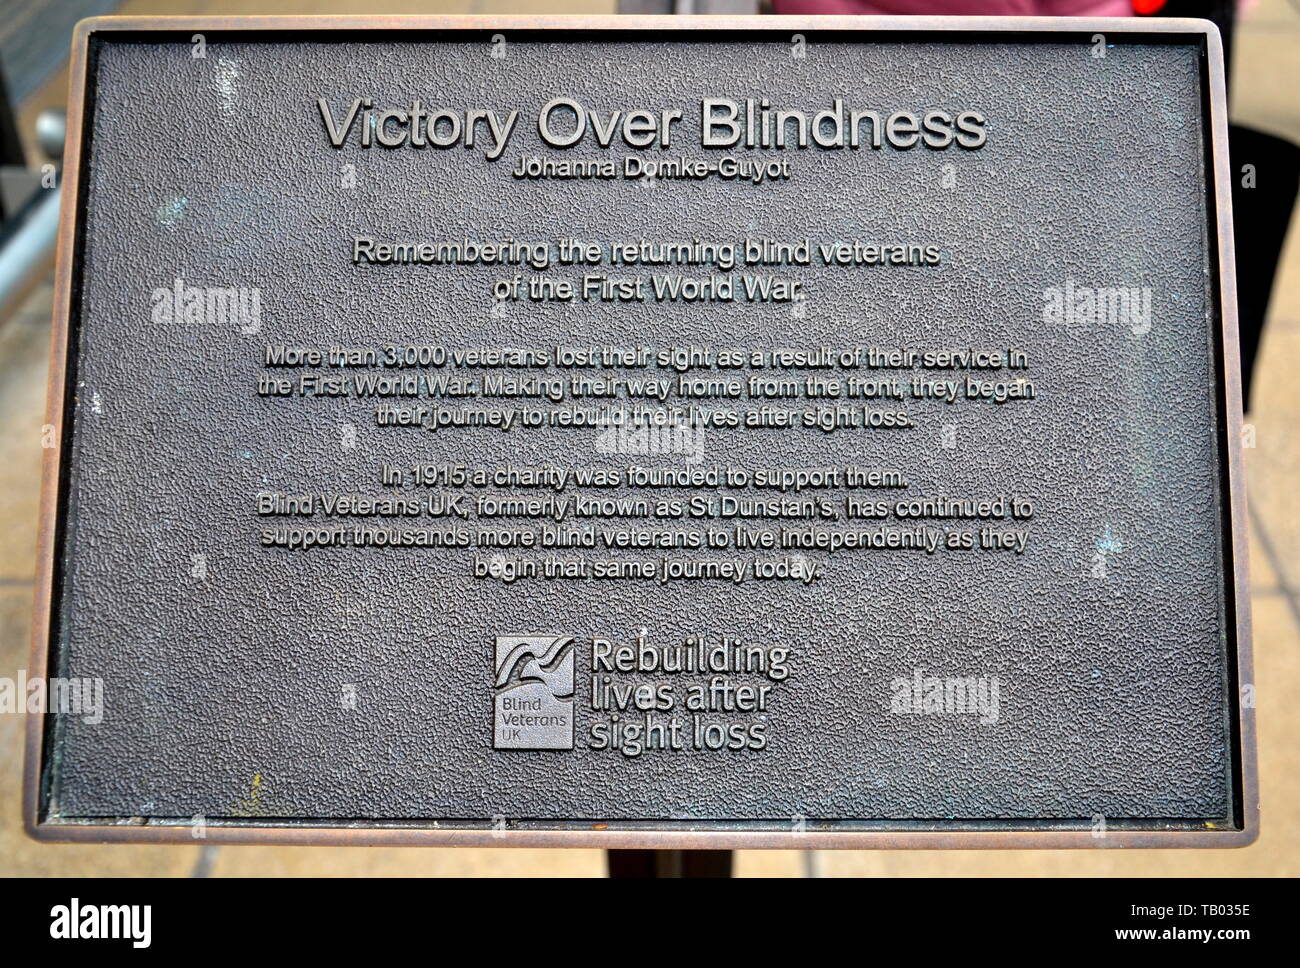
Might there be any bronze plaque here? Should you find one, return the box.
[26,16,1255,848]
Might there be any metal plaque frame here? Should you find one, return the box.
[26,15,1256,849]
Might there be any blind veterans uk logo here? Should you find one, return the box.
[493,635,575,749]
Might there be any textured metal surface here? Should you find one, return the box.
[27,16,1255,847]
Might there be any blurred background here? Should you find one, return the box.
[0,0,1295,877]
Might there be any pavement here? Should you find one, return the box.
[1,0,1297,877]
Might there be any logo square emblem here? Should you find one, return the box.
[493,635,574,750]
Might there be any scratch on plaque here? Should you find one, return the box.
[215,58,241,118]
[1095,527,1123,553]
[156,196,188,229]
[233,772,265,816]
